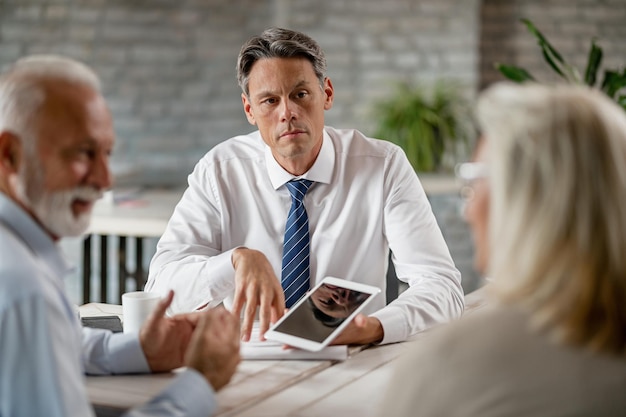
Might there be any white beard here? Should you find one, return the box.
[30,187,102,237]
[14,162,103,238]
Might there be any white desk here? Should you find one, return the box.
[83,287,487,417]
[82,188,184,304]
[89,175,455,238]
[418,173,459,195]
[89,188,185,238]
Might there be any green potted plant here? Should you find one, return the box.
[496,18,626,111]
[372,81,474,172]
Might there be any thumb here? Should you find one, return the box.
[185,312,213,366]
[353,313,368,328]
[144,290,174,326]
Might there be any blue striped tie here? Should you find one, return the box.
[281,179,314,308]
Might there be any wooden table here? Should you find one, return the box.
[86,335,414,417]
[83,286,487,417]
[88,359,335,417]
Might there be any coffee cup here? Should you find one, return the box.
[121,291,161,334]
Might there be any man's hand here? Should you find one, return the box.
[184,307,241,391]
[139,290,198,372]
[330,314,384,346]
[231,248,285,341]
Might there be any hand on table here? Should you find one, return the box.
[330,314,384,346]
[231,247,285,342]
[184,306,241,391]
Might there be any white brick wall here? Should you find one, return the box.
[0,0,481,185]
[480,0,626,88]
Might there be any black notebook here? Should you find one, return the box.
[81,315,123,333]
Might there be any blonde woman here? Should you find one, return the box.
[378,83,626,416]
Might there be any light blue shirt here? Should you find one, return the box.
[0,193,216,417]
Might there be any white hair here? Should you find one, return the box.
[0,55,101,151]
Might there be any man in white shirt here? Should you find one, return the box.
[0,55,240,416]
[146,27,464,345]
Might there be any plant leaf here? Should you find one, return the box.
[372,81,474,172]
[540,48,566,79]
[490,18,625,113]
[522,18,565,64]
[600,69,626,98]
[584,39,603,87]
[617,95,626,112]
[495,63,535,82]
[522,18,575,81]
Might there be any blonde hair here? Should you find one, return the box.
[477,82,626,355]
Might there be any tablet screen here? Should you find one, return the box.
[271,281,375,343]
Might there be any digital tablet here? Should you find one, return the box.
[264,277,381,351]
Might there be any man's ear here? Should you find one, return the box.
[0,131,22,175]
[323,77,334,111]
[241,93,257,126]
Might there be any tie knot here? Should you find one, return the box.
[285,179,313,200]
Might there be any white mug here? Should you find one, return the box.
[122,291,161,334]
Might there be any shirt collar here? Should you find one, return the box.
[0,193,72,278]
[265,129,335,190]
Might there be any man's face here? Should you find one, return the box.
[310,284,368,319]
[241,57,334,175]
[14,83,114,238]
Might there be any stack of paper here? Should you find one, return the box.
[241,338,349,360]
[240,325,355,360]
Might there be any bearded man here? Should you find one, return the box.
[0,55,240,417]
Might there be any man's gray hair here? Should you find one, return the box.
[236,27,327,96]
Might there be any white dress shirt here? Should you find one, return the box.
[0,193,215,417]
[146,126,464,344]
